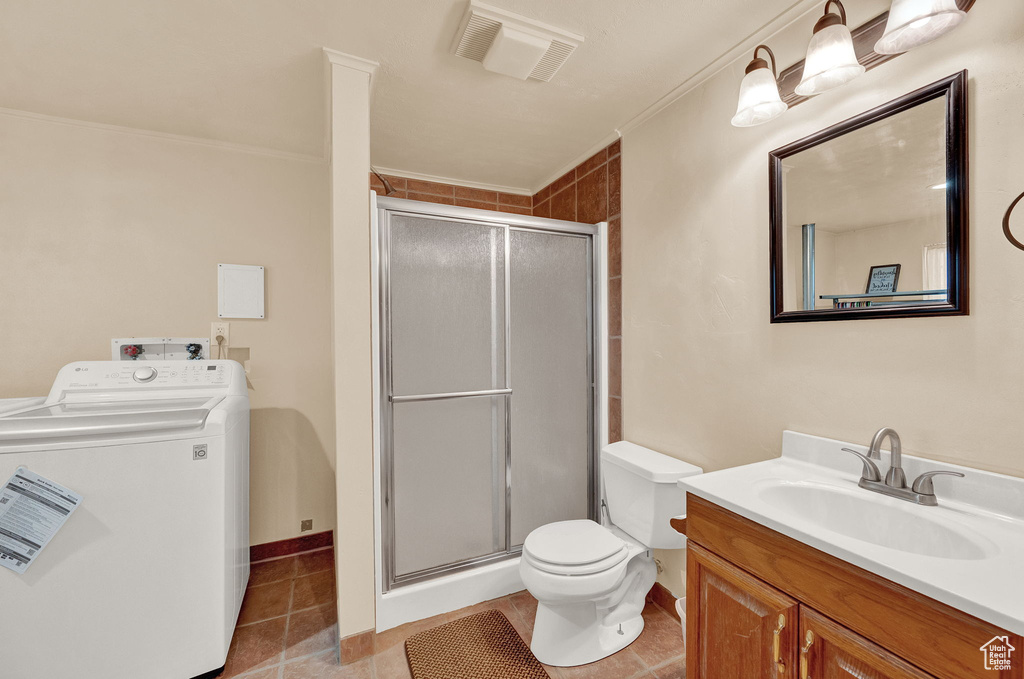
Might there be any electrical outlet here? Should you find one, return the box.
[300,519,313,532]
[211,322,230,346]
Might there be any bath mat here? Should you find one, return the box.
[404,609,550,679]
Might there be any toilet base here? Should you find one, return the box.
[530,601,645,667]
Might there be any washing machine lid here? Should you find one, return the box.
[0,396,222,442]
[523,520,626,567]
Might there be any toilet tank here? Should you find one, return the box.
[602,441,703,549]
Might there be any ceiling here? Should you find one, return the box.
[0,0,814,192]
[785,96,948,233]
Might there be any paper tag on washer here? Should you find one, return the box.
[0,467,82,574]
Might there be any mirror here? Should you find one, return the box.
[770,71,968,322]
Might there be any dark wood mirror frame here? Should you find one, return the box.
[769,70,969,323]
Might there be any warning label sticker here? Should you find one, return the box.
[0,468,82,574]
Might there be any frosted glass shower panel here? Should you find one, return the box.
[389,215,506,396]
[509,230,591,546]
[392,396,507,577]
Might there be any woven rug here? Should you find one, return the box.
[404,610,550,679]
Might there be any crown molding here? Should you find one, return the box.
[618,0,823,136]
[0,106,326,164]
[373,166,533,197]
[322,48,380,77]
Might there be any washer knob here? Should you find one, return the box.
[133,366,158,383]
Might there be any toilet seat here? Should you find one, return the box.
[523,520,629,575]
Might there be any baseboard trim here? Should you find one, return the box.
[340,628,376,665]
[250,530,334,562]
[648,582,681,621]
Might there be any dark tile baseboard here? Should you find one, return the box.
[648,582,681,621]
[250,530,334,562]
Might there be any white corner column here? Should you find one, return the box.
[324,47,379,642]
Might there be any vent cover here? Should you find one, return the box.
[451,1,583,82]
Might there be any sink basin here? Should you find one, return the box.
[757,481,999,561]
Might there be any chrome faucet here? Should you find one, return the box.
[868,427,906,489]
[841,427,964,506]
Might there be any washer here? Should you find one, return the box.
[0,397,45,416]
[0,360,249,679]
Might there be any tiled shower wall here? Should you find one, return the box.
[368,138,623,443]
[532,140,623,443]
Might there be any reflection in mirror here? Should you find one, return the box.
[784,97,947,312]
[770,72,968,322]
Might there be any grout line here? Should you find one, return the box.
[278,576,296,676]
[236,611,289,628]
[250,545,334,566]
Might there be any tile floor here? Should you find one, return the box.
[221,547,685,679]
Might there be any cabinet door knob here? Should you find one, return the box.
[773,613,787,674]
[800,630,814,679]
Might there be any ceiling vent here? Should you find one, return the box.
[451,1,584,82]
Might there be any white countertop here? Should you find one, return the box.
[678,431,1024,636]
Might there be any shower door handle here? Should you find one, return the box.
[389,388,512,403]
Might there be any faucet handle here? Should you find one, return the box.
[840,448,882,482]
[911,470,965,495]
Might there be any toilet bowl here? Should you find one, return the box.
[520,441,702,667]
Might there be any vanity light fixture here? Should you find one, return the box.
[795,1,865,97]
[875,0,967,54]
[731,45,788,128]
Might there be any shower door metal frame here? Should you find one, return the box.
[377,197,601,592]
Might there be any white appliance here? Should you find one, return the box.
[520,441,702,667]
[0,360,250,679]
[0,397,45,416]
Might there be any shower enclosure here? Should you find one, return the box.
[375,196,601,593]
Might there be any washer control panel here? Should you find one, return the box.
[56,361,234,391]
[133,367,158,383]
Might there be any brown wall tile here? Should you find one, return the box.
[609,216,621,278]
[608,156,621,218]
[534,184,551,205]
[578,148,608,178]
[576,164,608,225]
[609,337,622,398]
[502,205,532,215]
[406,192,454,205]
[454,186,498,203]
[454,198,499,211]
[609,397,622,443]
[529,139,624,443]
[609,276,622,337]
[549,169,577,196]
[405,178,455,196]
[498,193,532,208]
[550,186,576,221]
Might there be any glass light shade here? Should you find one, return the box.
[875,0,966,54]
[731,66,788,128]
[795,23,865,96]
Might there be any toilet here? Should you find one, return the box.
[520,441,703,667]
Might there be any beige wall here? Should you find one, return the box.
[0,112,335,547]
[622,0,1024,595]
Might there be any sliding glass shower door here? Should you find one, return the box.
[379,204,596,590]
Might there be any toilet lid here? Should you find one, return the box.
[523,520,626,566]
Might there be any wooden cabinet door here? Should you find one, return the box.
[799,607,936,679]
[687,543,799,679]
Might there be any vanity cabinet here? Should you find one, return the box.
[688,544,798,678]
[685,495,1023,679]
[800,607,934,679]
